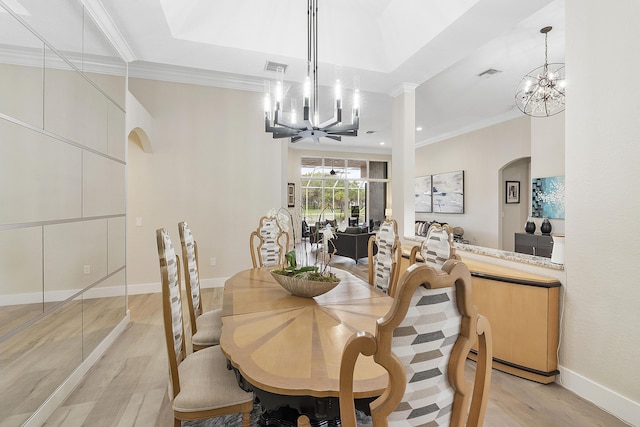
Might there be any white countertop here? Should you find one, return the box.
[404,236,565,271]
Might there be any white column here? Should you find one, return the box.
[390,83,418,240]
[562,0,640,424]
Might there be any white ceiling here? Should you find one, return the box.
[65,0,568,153]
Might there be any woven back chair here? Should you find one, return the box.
[368,218,402,297]
[178,221,222,351]
[156,228,253,427]
[340,260,492,427]
[409,223,459,269]
[250,216,289,268]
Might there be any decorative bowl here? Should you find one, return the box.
[270,271,340,298]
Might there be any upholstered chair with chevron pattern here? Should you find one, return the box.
[339,260,492,427]
[368,218,402,297]
[250,216,289,268]
[409,223,459,269]
[178,221,222,351]
[156,228,254,427]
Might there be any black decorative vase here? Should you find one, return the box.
[524,217,536,234]
[540,218,552,235]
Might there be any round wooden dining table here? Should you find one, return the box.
[220,267,393,424]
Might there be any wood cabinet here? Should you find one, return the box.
[462,258,560,384]
[399,244,561,384]
[515,232,553,258]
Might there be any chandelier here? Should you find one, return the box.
[515,26,565,117]
[264,0,359,144]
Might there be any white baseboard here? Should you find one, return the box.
[1,277,229,306]
[127,277,226,295]
[559,366,639,426]
[23,311,131,427]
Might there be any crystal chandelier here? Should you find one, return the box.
[264,0,359,144]
[515,26,565,117]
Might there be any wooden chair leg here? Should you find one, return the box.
[241,410,251,427]
[174,417,181,427]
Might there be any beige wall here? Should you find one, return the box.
[531,111,566,235]
[127,78,284,288]
[564,0,640,422]
[414,116,532,248]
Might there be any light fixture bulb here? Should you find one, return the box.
[264,94,271,114]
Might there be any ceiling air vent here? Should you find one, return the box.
[265,61,288,73]
[478,68,502,78]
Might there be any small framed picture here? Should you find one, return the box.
[287,183,295,207]
[505,180,520,204]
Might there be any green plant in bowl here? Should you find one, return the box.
[271,251,340,283]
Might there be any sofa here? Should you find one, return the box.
[332,226,375,263]
[415,220,467,243]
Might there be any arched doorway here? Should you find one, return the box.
[499,157,530,251]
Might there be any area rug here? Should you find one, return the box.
[182,403,372,427]
[182,402,263,427]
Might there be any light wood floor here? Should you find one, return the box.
[43,256,630,427]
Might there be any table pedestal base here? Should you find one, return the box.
[254,388,375,427]
[231,365,373,426]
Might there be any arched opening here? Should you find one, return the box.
[128,127,152,153]
[499,157,530,251]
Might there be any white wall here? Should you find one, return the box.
[414,117,531,248]
[563,1,640,423]
[127,78,284,288]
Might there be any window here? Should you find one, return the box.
[300,157,388,226]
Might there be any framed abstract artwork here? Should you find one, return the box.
[414,175,432,213]
[532,176,565,218]
[506,180,520,204]
[432,170,464,213]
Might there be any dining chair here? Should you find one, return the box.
[409,223,459,269]
[339,260,493,427]
[178,221,222,351]
[156,228,254,427]
[368,218,401,297]
[250,216,289,268]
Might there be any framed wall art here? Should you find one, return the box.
[532,176,565,218]
[506,180,520,204]
[414,175,432,213]
[287,182,295,207]
[432,170,464,213]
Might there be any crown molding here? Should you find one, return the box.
[416,109,524,147]
[81,0,136,62]
[128,61,265,92]
[388,82,419,98]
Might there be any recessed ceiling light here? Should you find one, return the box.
[416,126,423,131]
[379,142,385,145]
